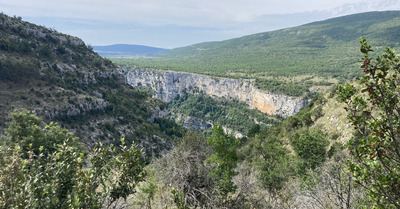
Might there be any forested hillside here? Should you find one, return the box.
[0,13,183,157]
[114,11,400,96]
[129,40,400,208]
[1,11,400,209]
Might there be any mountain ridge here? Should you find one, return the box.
[115,11,400,97]
[93,44,166,57]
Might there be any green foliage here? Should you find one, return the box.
[247,124,261,138]
[5,109,80,155]
[133,168,158,209]
[39,46,53,59]
[255,78,311,97]
[167,93,276,133]
[171,187,189,209]
[338,37,400,208]
[206,124,239,199]
[0,110,146,208]
[153,118,185,138]
[280,93,326,131]
[240,92,328,196]
[103,87,151,124]
[0,59,39,83]
[18,40,31,54]
[291,128,329,171]
[0,38,10,50]
[0,12,115,72]
[0,12,180,162]
[253,132,292,195]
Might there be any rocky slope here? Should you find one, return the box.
[0,14,181,156]
[126,68,307,118]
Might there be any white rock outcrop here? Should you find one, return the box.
[126,69,307,118]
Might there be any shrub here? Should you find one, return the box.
[0,109,146,208]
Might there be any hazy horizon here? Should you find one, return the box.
[1,0,400,48]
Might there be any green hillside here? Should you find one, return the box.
[0,13,183,157]
[113,11,400,96]
[2,12,400,208]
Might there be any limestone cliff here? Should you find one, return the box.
[126,69,307,118]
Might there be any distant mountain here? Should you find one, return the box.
[120,11,400,96]
[93,44,167,57]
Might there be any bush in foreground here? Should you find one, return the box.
[0,109,146,209]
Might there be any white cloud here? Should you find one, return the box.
[0,0,376,27]
[1,0,398,48]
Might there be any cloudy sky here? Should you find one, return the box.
[1,0,399,48]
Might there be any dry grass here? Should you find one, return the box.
[313,94,353,145]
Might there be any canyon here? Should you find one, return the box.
[126,68,307,118]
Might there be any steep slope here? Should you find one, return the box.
[93,44,166,57]
[116,11,400,96]
[126,69,306,117]
[126,68,306,135]
[0,14,182,156]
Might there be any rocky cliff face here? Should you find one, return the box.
[0,13,177,157]
[126,69,307,118]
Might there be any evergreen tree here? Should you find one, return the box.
[206,124,239,202]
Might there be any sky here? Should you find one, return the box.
[1,0,400,48]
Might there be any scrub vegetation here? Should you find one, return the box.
[1,11,400,208]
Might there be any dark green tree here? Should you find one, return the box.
[292,128,329,171]
[0,38,10,51]
[253,132,291,196]
[206,124,239,202]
